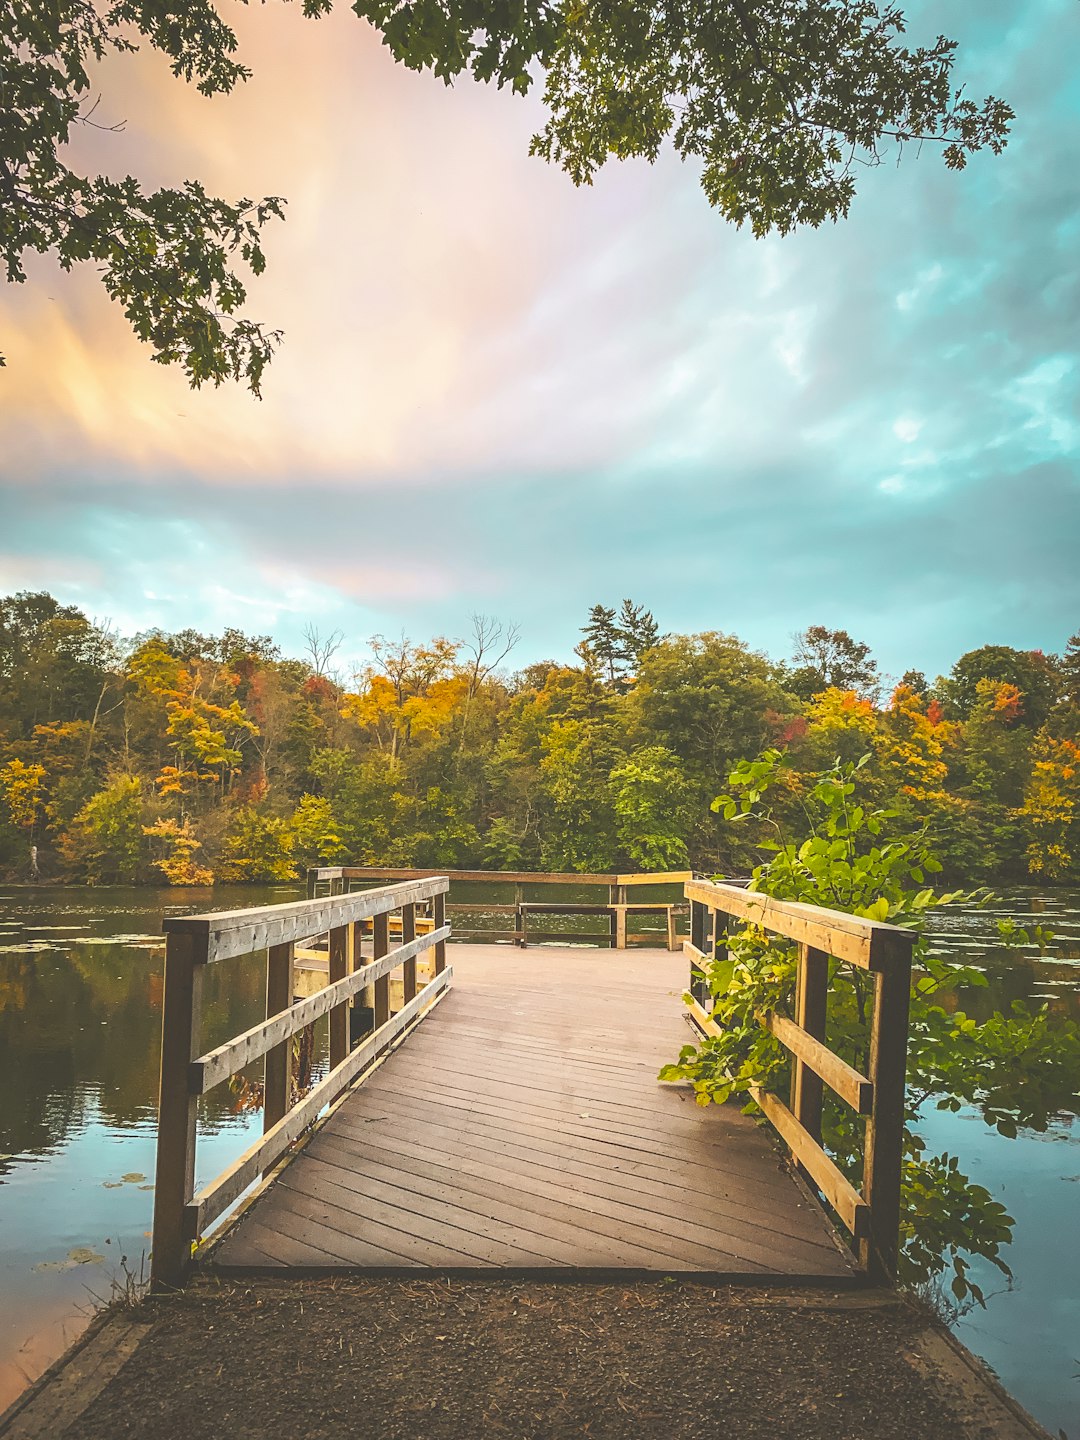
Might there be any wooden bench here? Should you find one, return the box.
[517,901,678,950]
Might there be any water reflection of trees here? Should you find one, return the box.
[954,951,1080,1026]
[0,940,267,1157]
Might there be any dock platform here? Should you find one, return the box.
[210,945,855,1280]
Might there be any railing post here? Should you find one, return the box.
[689,897,707,1004]
[859,948,913,1279]
[373,910,390,1027]
[790,943,828,1158]
[305,869,317,899]
[328,924,348,1068]
[401,902,417,1004]
[615,883,628,948]
[151,930,206,1291]
[351,916,374,1035]
[433,890,446,974]
[264,941,294,1135]
[708,906,728,995]
[711,907,727,963]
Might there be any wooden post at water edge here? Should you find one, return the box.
[433,891,446,974]
[401,903,417,1004]
[372,910,390,1029]
[328,924,348,1069]
[151,930,206,1290]
[859,950,913,1279]
[263,942,294,1135]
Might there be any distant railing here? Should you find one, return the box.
[684,878,916,1279]
[309,867,692,949]
[151,877,451,1288]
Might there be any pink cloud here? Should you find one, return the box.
[255,556,496,606]
[0,4,746,491]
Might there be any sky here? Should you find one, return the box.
[1,0,1078,684]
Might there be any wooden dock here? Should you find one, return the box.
[152,872,915,1291]
[210,944,855,1279]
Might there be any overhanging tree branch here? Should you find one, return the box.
[2,0,1014,388]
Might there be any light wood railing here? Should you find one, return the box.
[309,866,691,948]
[684,878,916,1279]
[151,877,451,1288]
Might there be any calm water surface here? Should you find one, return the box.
[0,884,306,1408]
[0,884,1077,1433]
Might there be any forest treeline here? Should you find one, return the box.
[1,590,1078,886]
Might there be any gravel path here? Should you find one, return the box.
[40,1278,1044,1440]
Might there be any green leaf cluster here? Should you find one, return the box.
[1,1,286,388]
[530,0,1011,237]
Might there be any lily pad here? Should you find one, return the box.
[32,1246,106,1273]
[121,1173,146,1183]
[68,1246,105,1265]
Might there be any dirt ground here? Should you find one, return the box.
[4,1277,1048,1440]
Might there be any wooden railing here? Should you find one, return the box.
[151,877,451,1289]
[684,878,916,1279]
[309,867,691,948]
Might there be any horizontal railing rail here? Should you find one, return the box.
[309,866,691,950]
[165,875,447,963]
[684,878,915,1280]
[152,878,451,1289]
[310,866,693,889]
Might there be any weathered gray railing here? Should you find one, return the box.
[684,878,916,1279]
[151,877,451,1288]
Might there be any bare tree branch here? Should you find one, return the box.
[302,624,344,678]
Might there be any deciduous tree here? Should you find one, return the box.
[609,744,693,870]
[945,645,1059,729]
[61,774,145,882]
[789,625,880,701]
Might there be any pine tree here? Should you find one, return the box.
[580,605,621,687]
[617,600,660,673]
[1060,632,1080,706]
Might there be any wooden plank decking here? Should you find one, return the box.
[210,944,858,1280]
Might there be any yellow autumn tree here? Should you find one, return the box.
[340,636,459,766]
[802,688,880,770]
[1018,733,1080,880]
[0,759,46,830]
[881,684,951,799]
[127,637,258,798]
[340,674,402,759]
[878,684,982,872]
[143,818,214,885]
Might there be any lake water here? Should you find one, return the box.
[0,883,1077,1434]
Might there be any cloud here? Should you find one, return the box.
[0,0,1077,680]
